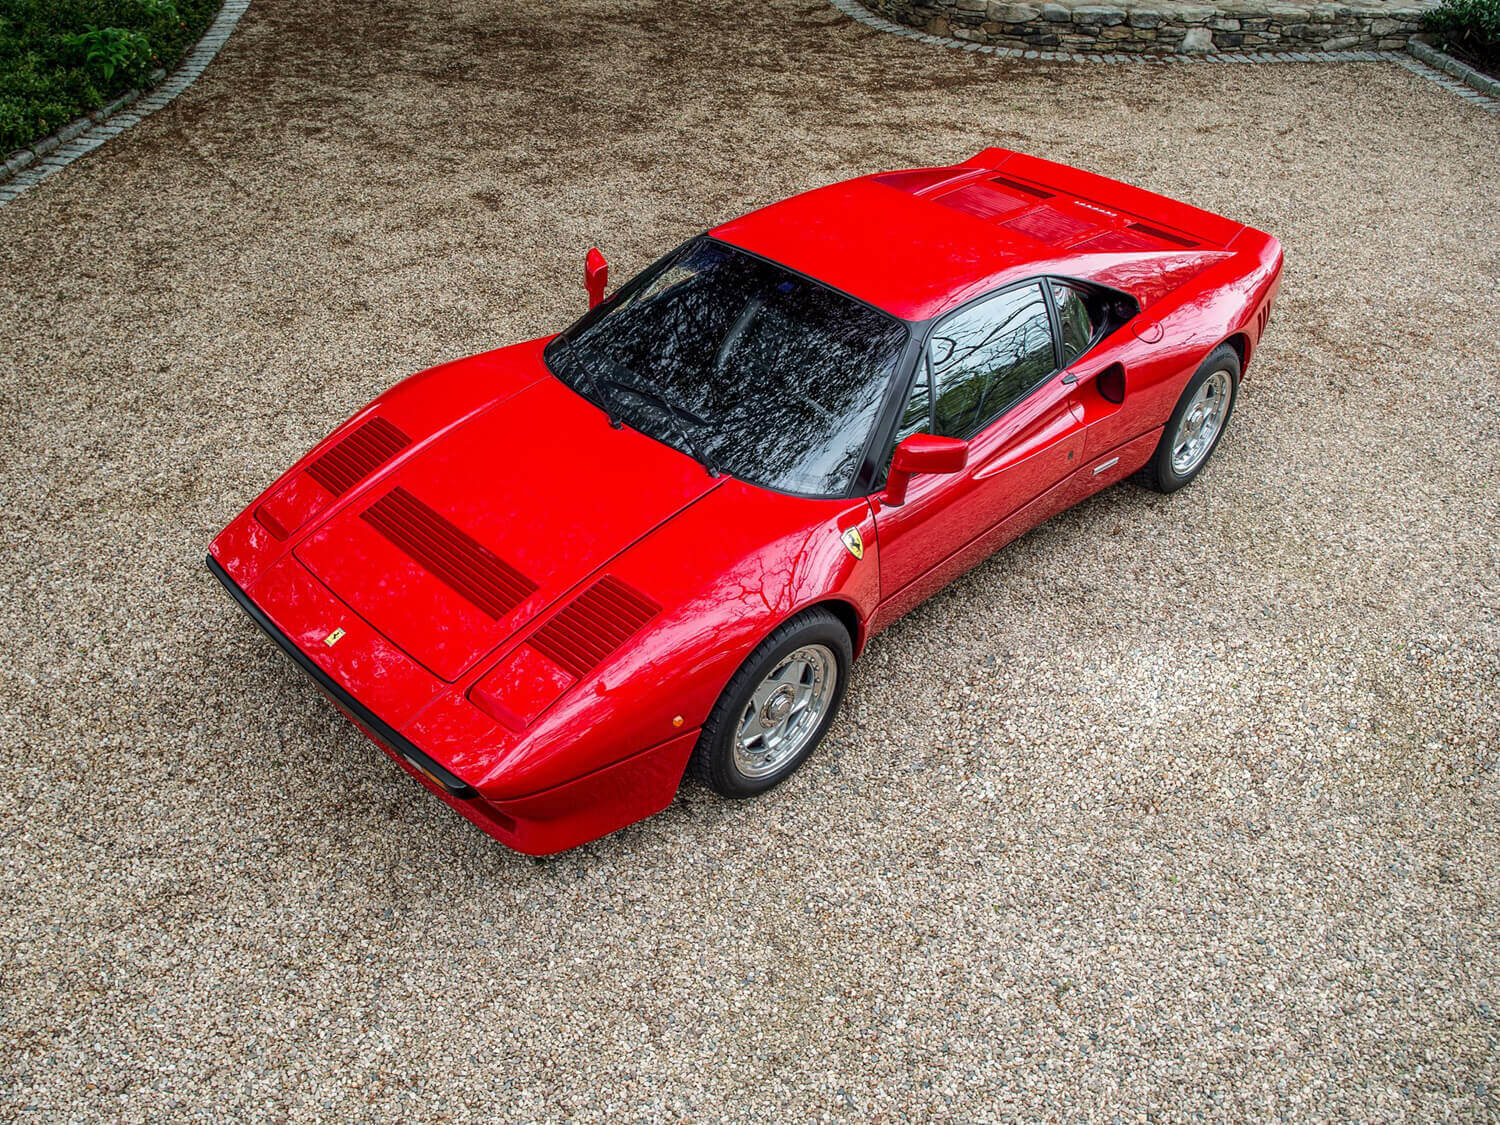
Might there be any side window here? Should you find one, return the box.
[929,283,1056,438]
[1051,282,1097,364]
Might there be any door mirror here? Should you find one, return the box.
[883,433,968,506]
[585,247,608,309]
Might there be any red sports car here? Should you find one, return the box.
[209,148,1282,854]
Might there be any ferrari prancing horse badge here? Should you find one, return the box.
[840,527,864,561]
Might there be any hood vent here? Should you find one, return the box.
[307,417,411,496]
[530,575,659,680]
[361,488,537,620]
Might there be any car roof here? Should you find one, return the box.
[710,151,1248,322]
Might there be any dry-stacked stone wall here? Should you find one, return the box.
[865,0,1434,53]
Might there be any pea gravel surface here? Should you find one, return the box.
[2,0,1497,1119]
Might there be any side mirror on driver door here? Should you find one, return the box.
[883,433,968,507]
[585,247,609,309]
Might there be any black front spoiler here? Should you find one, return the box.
[205,554,479,799]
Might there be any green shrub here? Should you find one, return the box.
[0,0,222,154]
[1423,0,1500,72]
[64,26,155,85]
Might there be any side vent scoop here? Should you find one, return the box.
[361,488,537,619]
[530,575,660,679]
[307,417,411,497]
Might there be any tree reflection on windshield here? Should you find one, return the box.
[546,238,908,497]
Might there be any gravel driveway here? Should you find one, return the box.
[2,0,1497,1118]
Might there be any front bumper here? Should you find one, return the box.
[207,554,476,797]
[206,554,699,855]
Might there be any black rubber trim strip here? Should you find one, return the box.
[205,554,478,799]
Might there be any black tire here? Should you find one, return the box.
[688,607,853,799]
[1138,344,1241,493]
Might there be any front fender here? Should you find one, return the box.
[404,480,879,801]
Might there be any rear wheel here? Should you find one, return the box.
[689,608,851,798]
[1139,344,1240,493]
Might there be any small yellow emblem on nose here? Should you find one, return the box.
[840,527,864,561]
[323,627,346,647]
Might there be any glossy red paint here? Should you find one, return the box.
[584,247,608,309]
[713,148,1258,323]
[208,148,1282,855]
[883,434,970,507]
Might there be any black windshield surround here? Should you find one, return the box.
[546,238,911,499]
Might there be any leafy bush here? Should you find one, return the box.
[0,0,222,154]
[64,26,155,84]
[1423,0,1500,74]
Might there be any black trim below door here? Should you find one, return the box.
[205,554,478,799]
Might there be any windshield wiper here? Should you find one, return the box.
[601,368,711,427]
[553,339,623,429]
[600,367,721,477]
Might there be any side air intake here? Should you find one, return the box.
[306,417,411,496]
[529,575,660,679]
[361,488,537,619]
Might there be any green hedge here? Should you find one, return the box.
[1423,0,1500,73]
[0,0,222,155]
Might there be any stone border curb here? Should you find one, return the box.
[828,0,1497,111]
[0,0,251,208]
[1408,39,1500,97]
[1392,48,1499,109]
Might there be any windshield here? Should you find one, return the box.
[545,238,909,497]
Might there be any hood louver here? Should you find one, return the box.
[530,575,659,679]
[361,488,537,620]
[307,417,411,496]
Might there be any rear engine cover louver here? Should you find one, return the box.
[530,575,660,679]
[306,417,411,496]
[936,181,1034,221]
[1001,206,1098,243]
[361,488,537,619]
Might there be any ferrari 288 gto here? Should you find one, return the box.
[208,147,1283,854]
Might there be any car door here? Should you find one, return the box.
[871,280,1085,620]
[1050,278,1210,504]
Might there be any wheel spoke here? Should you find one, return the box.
[739,705,762,741]
[777,658,808,686]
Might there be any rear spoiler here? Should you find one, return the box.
[963,147,1245,250]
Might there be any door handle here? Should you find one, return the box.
[1060,373,1078,385]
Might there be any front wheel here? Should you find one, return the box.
[1139,344,1240,493]
[688,607,852,798]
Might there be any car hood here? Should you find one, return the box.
[295,372,721,681]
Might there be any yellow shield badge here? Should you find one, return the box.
[840,527,864,561]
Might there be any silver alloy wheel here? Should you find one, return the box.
[1171,369,1233,475]
[733,643,837,779]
